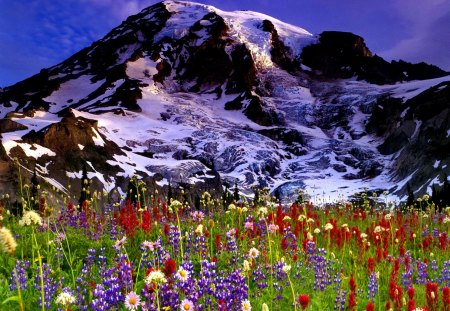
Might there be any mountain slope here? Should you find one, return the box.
[1,0,449,203]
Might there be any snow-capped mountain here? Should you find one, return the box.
[1,0,449,203]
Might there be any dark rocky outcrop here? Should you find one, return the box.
[301,31,448,84]
[260,20,294,71]
[257,128,306,145]
[225,92,283,126]
[0,119,28,133]
[368,82,450,196]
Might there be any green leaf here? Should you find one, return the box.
[2,295,20,305]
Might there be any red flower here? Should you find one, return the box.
[367,257,375,273]
[407,299,416,311]
[163,258,176,277]
[388,281,403,308]
[426,282,438,310]
[349,274,357,292]
[443,287,450,311]
[299,294,310,310]
[348,292,356,310]
[407,287,415,300]
[140,210,152,232]
[366,301,375,311]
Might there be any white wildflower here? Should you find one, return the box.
[55,291,76,306]
[145,270,167,286]
[19,210,42,226]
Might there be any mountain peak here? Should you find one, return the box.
[1,1,449,203]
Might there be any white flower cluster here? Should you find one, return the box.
[145,270,167,286]
[170,200,183,210]
[19,210,42,227]
[55,291,76,306]
[324,223,334,231]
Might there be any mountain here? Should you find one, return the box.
[1,0,449,204]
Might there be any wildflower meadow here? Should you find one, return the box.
[0,185,450,311]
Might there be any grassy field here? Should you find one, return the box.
[0,189,449,310]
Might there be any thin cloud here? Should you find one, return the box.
[381,0,450,70]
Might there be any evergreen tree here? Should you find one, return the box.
[78,163,91,210]
[443,173,450,208]
[406,183,415,208]
[233,182,240,202]
[194,195,201,209]
[167,181,173,204]
[222,186,233,207]
[30,167,39,211]
[253,186,260,207]
[431,184,438,207]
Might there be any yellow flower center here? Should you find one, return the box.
[183,303,191,310]
[180,270,187,277]
[129,297,137,305]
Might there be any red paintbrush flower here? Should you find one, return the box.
[349,274,357,292]
[443,287,450,311]
[407,287,415,300]
[299,294,310,310]
[348,291,356,310]
[407,299,416,311]
[367,257,375,273]
[366,301,375,311]
[426,282,438,310]
[163,258,176,277]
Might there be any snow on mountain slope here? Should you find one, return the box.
[1,0,449,204]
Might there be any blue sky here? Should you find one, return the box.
[1,0,449,87]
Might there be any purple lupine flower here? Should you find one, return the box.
[175,261,197,294]
[76,248,96,311]
[225,228,237,251]
[103,267,123,307]
[401,268,413,290]
[367,272,378,300]
[168,225,181,258]
[97,248,108,279]
[305,240,316,256]
[34,263,61,309]
[282,226,297,254]
[422,226,429,238]
[109,217,119,241]
[91,284,108,311]
[311,250,332,291]
[432,228,440,239]
[194,233,207,258]
[333,272,343,291]
[430,259,438,272]
[116,253,134,293]
[159,284,179,310]
[215,269,248,310]
[439,260,450,286]
[9,259,30,291]
[334,290,347,311]
[198,260,216,297]
[252,266,268,291]
[417,261,429,284]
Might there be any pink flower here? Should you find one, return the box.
[124,291,141,310]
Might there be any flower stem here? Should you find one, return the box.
[33,229,45,311]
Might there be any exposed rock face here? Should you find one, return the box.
[260,20,294,71]
[0,1,449,202]
[368,82,450,193]
[301,31,448,84]
[0,119,28,133]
